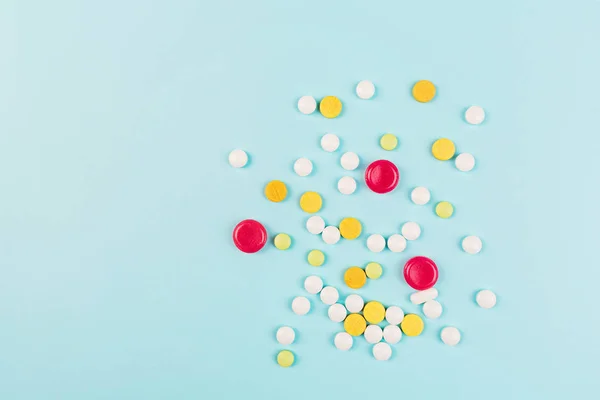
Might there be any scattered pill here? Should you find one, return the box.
[277,350,295,367]
[328,303,348,323]
[462,235,482,254]
[320,96,343,119]
[306,216,325,235]
[410,288,439,305]
[232,219,267,253]
[337,176,357,195]
[465,105,485,125]
[387,234,407,253]
[345,294,364,313]
[320,286,339,305]
[401,222,421,241]
[476,290,497,309]
[274,233,291,250]
[431,138,456,161]
[441,327,461,346]
[364,325,383,344]
[356,80,375,99]
[276,326,295,345]
[344,313,367,336]
[265,180,288,202]
[322,226,341,245]
[344,267,367,289]
[294,158,313,176]
[400,314,424,337]
[385,306,405,325]
[297,96,317,115]
[307,250,325,266]
[363,301,385,324]
[364,159,400,194]
[228,149,248,168]
[383,325,402,344]
[455,153,475,172]
[321,133,340,152]
[412,80,436,103]
[304,275,324,294]
[435,201,454,219]
[367,234,386,253]
[334,332,353,350]
[339,217,362,240]
[423,300,443,319]
[380,134,398,151]
[292,296,310,315]
[404,256,439,290]
[372,342,392,361]
[411,186,431,205]
[340,152,360,171]
[299,191,323,213]
[365,262,382,279]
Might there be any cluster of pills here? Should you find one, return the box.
[365,221,422,254]
[304,215,362,245]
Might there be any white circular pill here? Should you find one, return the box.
[366,234,386,253]
[372,342,392,361]
[304,275,323,294]
[340,152,360,171]
[334,332,353,351]
[455,153,475,172]
[298,96,317,115]
[344,294,364,313]
[322,226,341,245]
[364,325,383,344]
[228,149,248,168]
[306,216,325,235]
[401,222,421,241]
[423,300,443,319]
[383,325,402,344]
[385,306,405,325]
[320,286,339,305]
[321,133,340,152]
[328,303,348,323]
[291,296,310,315]
[411,186,431,205]
[356,80,375,100]
[386,234,406,253]
[276,326,295,345]
[337,176,357,195]
[462,235,483,254]
[294,157,313,176]
[441,327,461,346]
[476,289,497,309]
[465,105,485,125]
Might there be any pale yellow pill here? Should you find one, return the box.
[363,301,385,324]
[339,217,362,240]
[412,80,436,103]
[299,191,323,213]
[277,350,295,367]
[307,250,325,266]
[274,233,291,250]
[401,314,424,336]
[435,201,454,219]
[380,134,398,151]
[365,262,382,279]
[431,138,456,161]
[319,96,342,119]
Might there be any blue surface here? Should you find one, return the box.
[1,0,599,398]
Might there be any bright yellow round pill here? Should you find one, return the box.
[435,201,454,219]
[363,301,385,324]
[277,350,295,367]
[344,313,367,336]
[400,314,424,336]
[299,191,322,213]
[344,267,367,289]
[339,217,362,240]
[412,80,436,103]
[274,233,291,250]
[319,96,342,119]
[431,138,456,161]
[379,134,398,151]
[264,180,288,202]
[307,250,325,266]
[365,262,382,279]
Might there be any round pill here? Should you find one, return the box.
[364,160,400,194]
[401,314,424,337]
[304,275,324,294]
[423,300,443,319]
[465,105,485,125]
[291,296,310,315]
[365,262,382,279]
[340,152,360,171]
[337,176,357,195]
[387,234,407,253]
[404,256,439,290]
[306,216,325,235]
[476,289,497,309]
[294,157,313,176]
[339,217,362,240]
[322,226,341,245]
[344,267,367,289]
[274,233,291,250]
[297,96,317,115]
[307,250,325,266]
[372,342,392,361]
[363,301,385,324]
[410,288,439,305]
[441,327,461,346]
[432,138,456,161]
[344,313,367,336]
[364,325,383,344]
[455,153,475,172]
[411,186,431,205]
[276,326,295,345]
[462,235,482,254]
[321,133,340,152]
[300,191,323,213]
[383,325,402,344]
[435,201,454,219]
[277,350,295,367]
[319,96,343,119]
[401,222,421,241]
[334,332,353,351]
[356,80,375,99]
[320,286,339,305]
[328,303,348,323]
[380,134,398,151]
[228,149,248,168]
[264,180,288,202]
[345,294,364,313]
[412,80,436,103]
[385,306,405,325]
[232,219,267,253]
[367,234,386,253]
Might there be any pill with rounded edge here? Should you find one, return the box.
[383,325,402,344]
[345,294,364,313]
[229,149,248,168]
[410,288,439,305]
[372,342,392,361]
[328,303,348,322]
[321,133,340,152]
[298,96,317,114]
[294,158,313,176]
[276,326,295,345]
[423,300,443,319]
[291,296,310,315]
[441,327,461,346]
[320,286,339,305]
[364,325,383,344]
[367,234,386,253]
[304,275,323,294]
[334,332,353,350]
[306,216,325,235]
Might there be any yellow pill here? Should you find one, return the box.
[299,191,322,213]
[379,134,398,151]
[339,217,362,240]
[401,314,424,336]
[274,233,291,250]
[264,180,288,202]
[277,350,295,367]
[319,96,342,119]
[365,262,382,279]
[363,301,385,324]
[344,313,367,336]
[436,201,454,219]
[431,138,456,161]
[307,250,325,266]
[344,267,367,289]
[412,80,436,103]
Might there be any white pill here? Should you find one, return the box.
[386,234,406,253]
[423,300,443,319]
[372,342,392,361]
[340,152,360,171]
[401,222,421,241]
[385,306,405,325]
[455,153,475,172]
[294,157,313,176]
[291,296,310,315]
[367,234,386,253]
[276,326,295,345]
[298,95,317,115]
[476,289,497,309]
[441,327,461,346]
[334,332,353,351]
[304,275,323,294]
[328,303,348,323]
[321,133,340,152]
[364,325,383,344]
[411,186,431,205]
[306,216,325,235]
[345,294,364,313]
[410,288,439,305]
[383,325,402,344]
[356,80,375,100]
[462,235,483,254]
[322,226,341,245]
[337,176,357,195]
[320,286,339,305]
[465,105,485,125]
[228,149,248,168]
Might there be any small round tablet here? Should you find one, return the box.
[364,325,383,344]
[277,350,295,367]
[319,96,342,119]
[337,176,357,195]
[432,138,456,161]
[306,216,325,235]
[411,186,431,205]
[276,326,295,345]
[307,250,325,266]
[294,157,313,176]
[363,301,385,324]
[476,289,497,309]
[356,80,375,99]
[383,325,402,344]
[320,286,339,305]
[423,300,443,319]
[367,234,386,253]
[465,105,485,125]
[441,327,461,346]
[265,180,288,203]
[387,234,407,253]
[334,332,353,351]
[344,294,364,313]
[340,152,360,171]
[299,191,323,213]
[228,149,248,168]
[412,80,436,103]
[436,201,454,219]
[291,296,310,315]
[401,222,421,241]
[328,303,348,322]
[322,226,341,245]
[274,233,291,250]
[344,267,367,289]
[321,133,340,152]
[304,275,324,294]
[344,313,367,336]
[365,262,382,279]
[380,134,398,151]
[372,342,392,361]
[400,314,424,337]
[339,217,362,240]
[385,306,405,325]
[455,153,475,172]
[462,235,482,254]
[297,96,317,115]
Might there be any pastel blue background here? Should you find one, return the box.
[1,0,599,398]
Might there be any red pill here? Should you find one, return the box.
[233,219,267,253]
[364,160,400,194]
[403,256,438,290]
